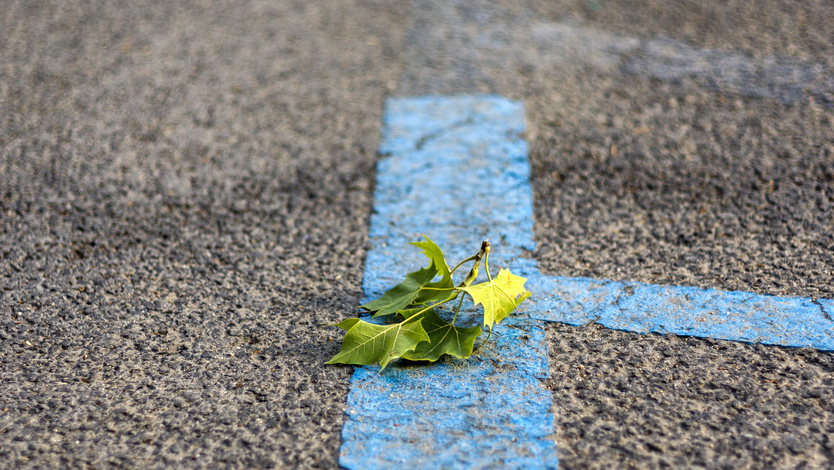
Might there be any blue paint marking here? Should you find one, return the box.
[341,95,834,469]
[524,276,834,350]
[341,95,559,469]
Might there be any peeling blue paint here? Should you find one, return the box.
[522,275,834,350]
[341,95,834,470]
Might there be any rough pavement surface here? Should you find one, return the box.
[546,325,834,469]
[2,0,833,469]
[394,0,834,468]
[1,1,405,468]
[518,7,834,466]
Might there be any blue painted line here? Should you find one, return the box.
[523,276,834,351]
[341,95,559,469]
[341,95,834,469]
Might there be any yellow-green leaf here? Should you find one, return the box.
[462,268,531,329]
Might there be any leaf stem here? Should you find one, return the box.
[451,292,465,325]
[401,291,459,323]
[484,244,493,283]
[449,255,477,276]
[473,327,493,354]
[452,240,490,324]
[459,240,489,287]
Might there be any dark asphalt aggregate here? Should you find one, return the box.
[2,1,406,468]
[2,0,833,469]
[399,2,834,468]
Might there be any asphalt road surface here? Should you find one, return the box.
[2,0,833,468]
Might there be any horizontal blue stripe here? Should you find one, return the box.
[522,274,834,351]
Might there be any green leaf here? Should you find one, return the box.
[360,264,438,317]
[325,318,429,370]
[409,235,455,304]
[327,238,534,369]
[361,235,458,315]
[334,318,360,330]
[462,268,531,329]
[400,308,483,361]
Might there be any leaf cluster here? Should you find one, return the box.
[326,235,530,369]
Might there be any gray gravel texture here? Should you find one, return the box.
[2,0,834,469]
[546,323,834,469]
[399,0,834,469]
[1,1,405,468]
[526,70,834,469]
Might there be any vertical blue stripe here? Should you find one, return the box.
[340,95,559,469]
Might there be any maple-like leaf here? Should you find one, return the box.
[409,235,455,304]
[462,268,531,329]
[360,264,438,317]
[399,307,483,361]
[327,238,534,369]
[326,318,429,370]
[361,236,456,315]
